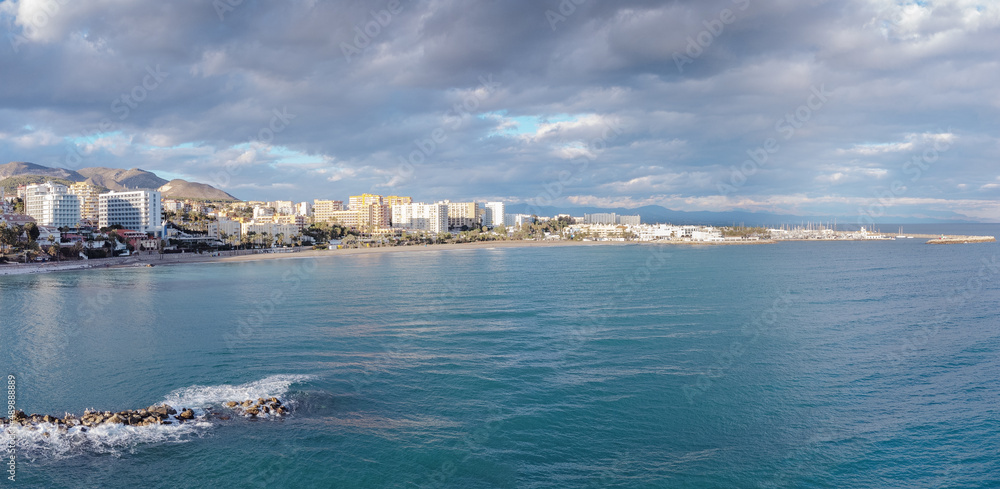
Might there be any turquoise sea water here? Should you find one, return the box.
[2,230,999,488]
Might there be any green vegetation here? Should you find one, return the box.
[719,226,769,237]
[1,175,76,192]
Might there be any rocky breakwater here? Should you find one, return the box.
[926,235,996,244]
[0,397,289,431]
[223,397,288,418]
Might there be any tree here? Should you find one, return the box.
[0,222,19,253]
[24,222,40,243]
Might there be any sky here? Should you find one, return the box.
[1,0,998,222]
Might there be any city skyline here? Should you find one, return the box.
[1,1,999,222]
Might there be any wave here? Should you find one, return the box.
[0,374,312,458]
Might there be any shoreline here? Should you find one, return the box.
[0,240,619,276]
[2,234,995,277]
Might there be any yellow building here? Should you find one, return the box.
[442,201,480,231]
[313,200,345,223]
[68,182,101,221]
[385,195,412,207]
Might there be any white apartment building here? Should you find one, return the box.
[296,201,312,217]
[240,222,300,245]
[208,218,242,242]
[98,190,163,236]
[271,200,294,215]
[253,205,275,221]
[25,182,81,228]
[483,201,506,229]
[504,213,535,228]
[391,202,448,233]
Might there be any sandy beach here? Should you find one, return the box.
[0,240,621,276]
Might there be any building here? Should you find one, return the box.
[295,201,312,217]
[391,202,448,233]
[25,182,81,228]
[505,213,535,228]
[348,193,383,209]
[385,195,412,208]
[442,201,480,230]
[483,201,506,229]
[98,190,163,236]
[348,194,390,230]
[274,214,308,231]
[584,213,640,225]
[239,222,300,245]
[584,213,617,225]
[617,215,641,226]
[208,218,242,243]
[313,200,344,223]
[252,205,275,222]
[271,200,294,215]
[68,182,101,221]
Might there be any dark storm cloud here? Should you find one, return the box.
[1,0,998,220]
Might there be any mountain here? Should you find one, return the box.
[0,161,239,201]
[0,161,83,181]
[157,179,238,201]
[76,167,168,191]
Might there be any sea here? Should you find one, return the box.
[1,223,998,488]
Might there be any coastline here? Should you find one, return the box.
[0,240,619,276]
[3,233,995,277]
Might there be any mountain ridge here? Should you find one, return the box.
[0,162,238,201]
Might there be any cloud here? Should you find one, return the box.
[0,0,997,221]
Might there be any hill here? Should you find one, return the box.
[76,167,168,191]
[0,162,239,201]
[1,175,79,194]
[0,162,83,181]
[157,179,238,201]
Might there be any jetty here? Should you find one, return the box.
[926,235,996,244]
[0,397,289,430]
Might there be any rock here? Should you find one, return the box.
[12,410,26,421]
[42,415,54,423]
[224,401,238,408]
[218,416,230,421]
[245,407,259,417]
[178,409,195,420]
[107,414,125,424]
[166,406,177,415]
